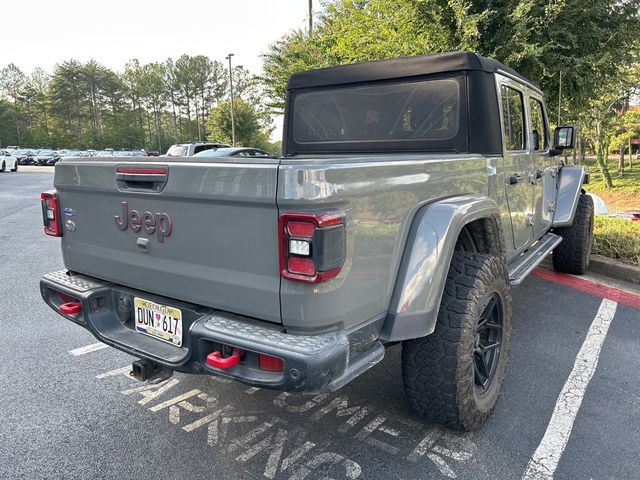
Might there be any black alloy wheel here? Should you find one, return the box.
[474,293,503,394]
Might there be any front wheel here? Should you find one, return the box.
[10,161,18,172]
[402,252,512,431]
[553,193,594,275]
[0,162,5,172]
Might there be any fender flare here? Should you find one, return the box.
[380,195,503,342]
[552,165,587,227]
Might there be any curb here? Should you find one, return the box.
[588,254,640,286]
[540,254,640,287]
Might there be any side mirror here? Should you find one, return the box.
[554,126,576,150]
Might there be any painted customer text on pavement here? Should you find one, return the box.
[96,368,476,479]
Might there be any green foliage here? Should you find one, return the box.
[609,109,640,152]
[0,55,272,151]
[0,99,14,145]
[262,30,333,112]
[206,98,273,149]
[593,216,640,266]
[262,0,640,126]
[471,1,640,114]
[262,0,487,112]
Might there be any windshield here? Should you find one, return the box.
[166,145,188,156]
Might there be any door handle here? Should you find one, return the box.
[529,170,542,185]
[528,170,543,184]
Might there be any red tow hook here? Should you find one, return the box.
[59,302,82,315]
[206,348,244,369]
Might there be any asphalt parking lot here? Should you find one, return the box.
[2,172,639,480]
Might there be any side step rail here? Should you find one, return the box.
[508,233,563,286]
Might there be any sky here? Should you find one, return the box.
[1,0,311,141]
[1,0,310,75]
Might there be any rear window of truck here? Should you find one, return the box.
[291,78,460,149]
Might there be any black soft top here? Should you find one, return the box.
[287,51,536,91]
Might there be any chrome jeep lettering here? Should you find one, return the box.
[130,209,142,232]
[115,201,172,242]
[115,201,128,230]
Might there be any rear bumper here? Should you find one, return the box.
[40,270,384,393]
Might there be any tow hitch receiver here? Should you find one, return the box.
[130,358,173,383]
[206,348,244,369]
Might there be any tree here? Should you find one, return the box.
[0,53,268,150]
[575,64,640,187]
[27,68,51,144]
[262,0,487,112]
[262,30,329,112]
[0,99,14,146]
[122,59,147,137]
[206,98,272,148]
[262,0,640,189]
[0,63,27,144]
[140,62,168,151]
[470,0,640,117]
[609,108,640,174]
[48,60,87,146]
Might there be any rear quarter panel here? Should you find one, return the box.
[278,154,491,332]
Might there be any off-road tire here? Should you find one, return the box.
[552,193,594,275]
[402,252,512,431]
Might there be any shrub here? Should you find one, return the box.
[592,216,640,266]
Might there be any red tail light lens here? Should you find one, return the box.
[288,256,316,276]
[287,221,316,237]
[40,190,61,237]
[279,211,346,283]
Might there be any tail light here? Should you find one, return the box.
[40,190,61,237]
[279,211,346,283]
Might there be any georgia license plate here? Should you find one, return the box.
[134,297,183,347]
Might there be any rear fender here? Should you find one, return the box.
[380,195,502,342]
[552,165,587,227]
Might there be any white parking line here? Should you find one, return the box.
[522,298,618,480]
[96,366,131,379]
[68,342,108,356]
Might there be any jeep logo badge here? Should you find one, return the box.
[115,201,172,243]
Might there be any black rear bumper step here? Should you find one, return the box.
[40,270,384,393]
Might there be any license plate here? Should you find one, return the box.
[134,297,183,347]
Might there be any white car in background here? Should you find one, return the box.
[586,192,608,215]
[1,150,18,172]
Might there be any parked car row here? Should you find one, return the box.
[3,147,161,166]
[2,143,274,169]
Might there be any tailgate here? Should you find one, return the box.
[54,157,281,323]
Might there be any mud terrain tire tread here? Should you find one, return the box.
[552,194,594,275]
[402,252,512,431]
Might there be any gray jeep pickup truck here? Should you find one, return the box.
[40,52,592,431]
